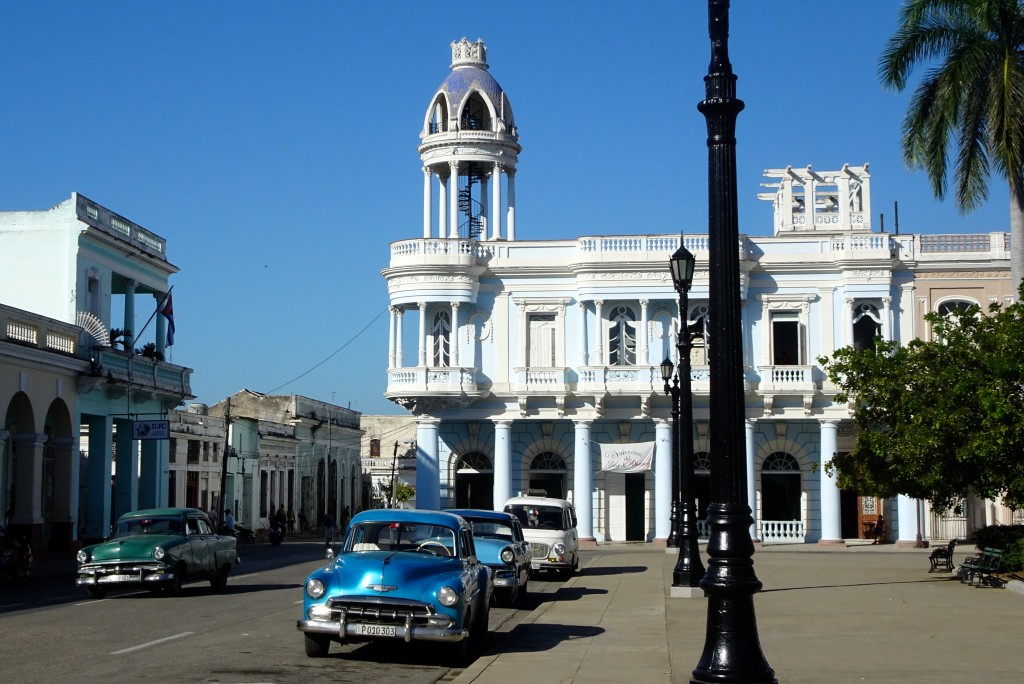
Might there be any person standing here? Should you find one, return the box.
[207,507,219,529]
[323,512,337,549]
[287,508,296,534]
[223,509,236,535]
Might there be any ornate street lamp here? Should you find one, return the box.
[662,244,705,594]
[691,2,775,682]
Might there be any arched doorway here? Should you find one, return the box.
[761,451,803,543]
[454,452,493,509]
[528,452,566,498]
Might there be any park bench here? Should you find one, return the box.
[956,547,1005,587]
[928,539,957,572]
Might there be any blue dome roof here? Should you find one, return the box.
[439,66,504,111]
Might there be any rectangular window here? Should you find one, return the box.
[770,312,801,365]
[528,314,557,367]
[187,439,200,465]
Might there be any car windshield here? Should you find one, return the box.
[465,518,515,541]
[344,521,457,556]
[116,516,183,536]
[506,504,565,531]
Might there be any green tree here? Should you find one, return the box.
[820,293,1024,510]
[380,478,415,507]
[879,0,1024,287]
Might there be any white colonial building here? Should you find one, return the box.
[380,39,1018,545]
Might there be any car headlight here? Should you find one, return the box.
[306,578,326,599]
[154,546,165,560]
[500,547,514,564]
[553,543,566,555]
[77,549,89,563]
[437,586,459,606]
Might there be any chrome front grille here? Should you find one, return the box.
[530,542,549,557]
[327,597,434,625]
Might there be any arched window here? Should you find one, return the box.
[937,299,976,316]
[693,451,712,523]
[852,302,882,352]
[457,452,492,472]
[454,452,492,509]
[461,93,491,131]
[608,305,637,366]
[431,310,451,367]
[529,452,567,498]
[688,304,710,365]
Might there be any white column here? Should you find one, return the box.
[881,296,892,341]
[897,494,919,545]
[819,420,842,543]
[415,420,441,510]
[654,420,672,541]
[418,302,427,367]
[493,420,511,509]
[843,298,854,347]
[506,169,516,241]
[388,306,397,369]
[395,307,404,367]
[448,160,460,238]
[491,163,502,240]
[438,171,448,238]
[450,301,460,366]
[123,279,137,350]
[423,166,432,238]
[745,420,758,540]
[573,420,594,540]
[639,299,650,366]
[593,300,604,365]
[578,301,589,366]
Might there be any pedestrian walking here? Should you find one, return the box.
[323,512,337,549]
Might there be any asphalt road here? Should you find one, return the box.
[0,540,567,683]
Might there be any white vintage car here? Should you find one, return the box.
[503,496,579,580]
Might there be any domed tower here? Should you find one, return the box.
[419,38,521,241]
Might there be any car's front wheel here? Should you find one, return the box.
[304,634,330,658]
[210,566,229,590]
[164,566,185,595]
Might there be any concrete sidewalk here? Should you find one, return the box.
[454,543,1023,684]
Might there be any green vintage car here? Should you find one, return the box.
[76,507,237,598]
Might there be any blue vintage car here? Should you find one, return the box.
[447,508,531,606]
[296,509,492,663]
[76,507,237,598]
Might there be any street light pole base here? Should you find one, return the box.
[670,585,706,599]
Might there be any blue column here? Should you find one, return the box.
[655,420,672,541]
[573,420,594,541]
[819,420,842,543]
[139,438,168,508]
[113,419,138,518]
[745,420,758,540]
[415,419,440,510]
[493,420,511,510]
[123,279,136,350]
[85,415,113,539]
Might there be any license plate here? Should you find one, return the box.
[101,574,137,583]
[355,624,397,638]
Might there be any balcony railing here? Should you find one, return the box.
[755,365,816,392]
[95,348,193,398]
[512,367,570,393]
[1,304,81,357]
[386,366,479,395]
[757,519,805,544]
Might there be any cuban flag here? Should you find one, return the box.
[160,292,175,346]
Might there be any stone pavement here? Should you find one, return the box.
[454,543,1024,684]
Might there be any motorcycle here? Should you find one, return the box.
[230,523,256,545]
[268,520,284,547]
[0,527,33,584]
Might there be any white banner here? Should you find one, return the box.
[599,442,655,473]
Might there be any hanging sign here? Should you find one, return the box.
[132,420,170,440]
[599,441,655,473]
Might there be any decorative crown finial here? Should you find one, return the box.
[450,37,488,70]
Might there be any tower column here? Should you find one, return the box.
[395,306,405,367]
[491,163,502,240]
[423,166,432,238]
[493,420,511,509]
[578,301,589,366]
[123,279,137,350]
[593,300,604,365]
[639,299,650,366]
[438,170,448,238]
[418,302,427,367]
[450,301,460,366]
[881,296,892,341]
[448,160,460,238]
[506,169,516,240]
[573,420,594,541]
[388,306,397,369]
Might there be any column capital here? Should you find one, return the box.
[572,419,592,429]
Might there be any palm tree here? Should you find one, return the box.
[879,0,1024,287]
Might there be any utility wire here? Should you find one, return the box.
[265,306,388,395]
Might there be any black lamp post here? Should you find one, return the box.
[691,2,775,682]
[661,244,705,591]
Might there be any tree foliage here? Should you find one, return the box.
[879,0,1024,286]
[380,478,415,506]
[820,292,1024,510]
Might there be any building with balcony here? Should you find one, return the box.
[1,194,191,547]
[381,39,1017,545]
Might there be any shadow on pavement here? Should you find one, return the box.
[488,622,605,653]
[760,577,957,593]
[578,565,647,577]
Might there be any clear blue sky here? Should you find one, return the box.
[0,2,1009,415]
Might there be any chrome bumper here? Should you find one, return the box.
[296,618,467,643]
[76,563,172,586]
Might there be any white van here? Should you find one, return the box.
[503,496,579,579]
